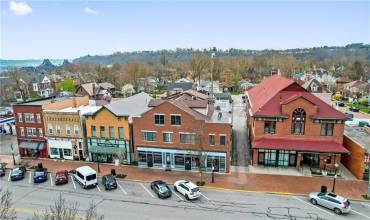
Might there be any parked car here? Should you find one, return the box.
[338,102,345,107]
[309,192,351,215]
[73,166,97,189]
[344,112,354,119]
[174,180,201,200]
[150,180,172,199]
[33,168,48,183]
[349,106,359,112]
[10,166,26,181]
[102,174,117,190]
[55,170,69,185]
[0,163,6,177]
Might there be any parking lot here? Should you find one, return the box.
[1,168,370,220]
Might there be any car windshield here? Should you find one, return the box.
[56,175,65,179]
[12,168,21,175]
[158,184,169,193]
[35,171,44,176]
[86,174,96,181]
[191,187,199,193]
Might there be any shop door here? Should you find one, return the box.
[59,149,64,159]
[213,158,219,172]
[165,153,172,168]
[147,154,153,167]
[185,157,191,170]
[79,150,83,160]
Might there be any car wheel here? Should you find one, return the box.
[310,199,317,205]
[185,194,190,200]
[334,208,342,215]
[150,185,153,190]
[174,186,178,192]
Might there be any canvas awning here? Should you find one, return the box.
[19,141,44,150]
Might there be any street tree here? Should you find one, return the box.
[188,52,210,85]
[8,68,30,101]
[0,188,16,220]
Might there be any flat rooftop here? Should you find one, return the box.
[15,97,71,106]
[44,105,102,115]
[344,124,370,152]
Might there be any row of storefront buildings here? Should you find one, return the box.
[13,89,232,172]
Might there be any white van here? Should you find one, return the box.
[73,166,98,189]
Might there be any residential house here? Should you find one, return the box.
[31,75,54,98]
[43,105,100,160]
[335,76,351,92]
[75,82,116,102]
[84,93,152,164]
[341,124,370,180]
[302,78,332,105]
[196,80,221,94]
[13,96,89,158]
[165,82,194,96]
[246,75,348,170]
[133,90,232,173]
[342,80,367,98]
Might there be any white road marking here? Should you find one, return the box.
[293,196,334,216]
[361,202,370,207]
[71,176,76,189]
[140,183,154,198]
[351,209,370,219]
[28,172,32,184]
[96,185,101,192]
[172,190,184,201]
[200,193,211,201]
[117,182,127,195]
[49,173,53,186]
[7,171,11,181]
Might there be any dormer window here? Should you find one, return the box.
[291,108,306,135]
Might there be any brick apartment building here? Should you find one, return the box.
[13,96,89,158]
[246,75,349,171]
[133,90,232,173]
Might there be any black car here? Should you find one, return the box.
[338,102,345,107]
[102,174,117,190]
[349,106,360,112]
[0,163,6,177]
[150,180,172,199]
[33,168,48,183]
[10,166,26,181]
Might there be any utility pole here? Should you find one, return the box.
[210,52,215,103]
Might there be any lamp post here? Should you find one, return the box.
[332,163,339,193]
[97,148,101,173]
[10,144,16,166]
[211,165,215,183]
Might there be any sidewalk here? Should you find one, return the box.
[18,158,370,200]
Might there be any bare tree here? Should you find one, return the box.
[30,193,104,220]
[0,188,16,220]
[8,68,30,101]
[188,52,210,85]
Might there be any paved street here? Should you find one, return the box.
[1,169,369,220]
[231,94,250,166]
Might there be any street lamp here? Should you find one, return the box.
[97,148,101,173]
[211,165,215,183]
[331,163,339,193]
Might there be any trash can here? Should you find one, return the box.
[321,185,327,193]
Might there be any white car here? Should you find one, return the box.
[174,180,201,200]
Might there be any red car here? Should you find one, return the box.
[55,170,69,185]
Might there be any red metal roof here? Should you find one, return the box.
[247,75,346,119]
[252,137,349,153]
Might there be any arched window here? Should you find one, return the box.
[291,108,306,135]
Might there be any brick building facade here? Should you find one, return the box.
[246,75,349,170]
[133,90,232,173]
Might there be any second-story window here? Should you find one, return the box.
[18,113,23,122]
[154,114,164,125]
[209,134,215,145]
[66,124,71,136]
[220,135,226,146]
[91,126,96,137]
[163,132,173,143]
[142,131,156,142]
[25,113,35,123]
[56,124,61,135]
[291,108,306,135]
[20,127,25,136]
[109,126,114,139]
[74,125,79,136]
[171,115,181,125]
[36,114,41,124]
[48,123,53,134]
[321,123,334,136]
[264,121,276,134]
[39,128,43,137]
[118,127,124,139]
[179,133,195,144]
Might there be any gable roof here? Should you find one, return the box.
[247,75,346,119]
[105,92,151,118]
[165,82,193,91]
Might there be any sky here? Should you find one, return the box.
[1,0,369,59]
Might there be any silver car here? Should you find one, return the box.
[309,192,351,215]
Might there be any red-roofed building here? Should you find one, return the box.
[245,75,348,171]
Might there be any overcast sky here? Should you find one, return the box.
[1,0,369,59]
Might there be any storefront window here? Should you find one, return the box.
[174,154,184,168]
[264,150,277,166]
[278,150,289,166]
[153,152,162,165]
[138,151,147,163]
[63,149,72,157]
[219,157,226,172]
[50,148,58,156]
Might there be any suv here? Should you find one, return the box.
[309,192,351,215]
[33,168,48,183]
[10,166,26,181]
[174,180,201,200]
[102,174,117,190]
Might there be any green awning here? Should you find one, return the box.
[88,146,121,155]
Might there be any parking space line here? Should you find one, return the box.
[70,176,76,190]
[8,171,11,181]
[49,173,53,186]
[117,182,127,195]
[351,209,370,219]
[172,190,184,201]
[28,172,32,184]
[96,185,101,192]
[293,196,334,216]
[140,183,154,198]
[361,202,370,207]
[200,193,211,201]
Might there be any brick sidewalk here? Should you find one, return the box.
[20,158,369,200]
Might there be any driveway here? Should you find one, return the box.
[231,95,250,166]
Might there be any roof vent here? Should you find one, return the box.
[192,96,196,100]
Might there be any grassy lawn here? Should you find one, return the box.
[347,102,370,114]
[230,91,241,95]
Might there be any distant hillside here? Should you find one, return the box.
[73,43,370,65]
